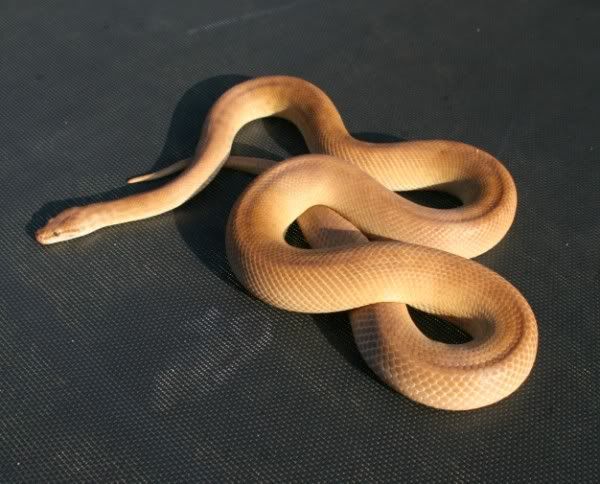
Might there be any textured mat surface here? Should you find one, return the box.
[1,0,599,481]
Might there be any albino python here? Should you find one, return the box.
[36,76,538,410]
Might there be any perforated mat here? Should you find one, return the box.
[1,0,599,481]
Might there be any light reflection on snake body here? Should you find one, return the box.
[35,76,537,410]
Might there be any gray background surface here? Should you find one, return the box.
[1,0,599,481]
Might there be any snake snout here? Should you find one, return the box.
[35,222,68,245]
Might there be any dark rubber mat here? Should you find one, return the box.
[1,0,599,481]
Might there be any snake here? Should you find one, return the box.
[35,76,538,410]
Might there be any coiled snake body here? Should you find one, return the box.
[36,76,538,410]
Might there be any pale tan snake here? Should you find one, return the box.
[35,76,538,410]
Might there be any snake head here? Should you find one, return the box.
[35,206,98,245]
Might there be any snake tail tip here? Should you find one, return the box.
[126,175,145,184]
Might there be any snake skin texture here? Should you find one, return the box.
[35,76,538,410]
